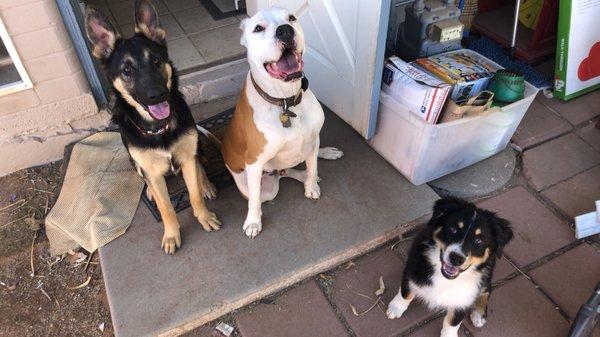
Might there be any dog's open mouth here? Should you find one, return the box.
[145,101,171,120]
[441,261,461,279]
[264,47,304,81]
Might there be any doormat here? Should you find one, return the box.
[141,108,235,221]
[199,0,246,20]
[468,35,553,89]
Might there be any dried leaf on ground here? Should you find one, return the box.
[66,276,92,290]
[374,276,385,296]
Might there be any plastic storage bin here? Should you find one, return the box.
[369,53,537,185]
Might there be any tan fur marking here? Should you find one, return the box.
[474,292,490,315]
[403,291,415,301]
[467,247,490,266]
[475,228,482,235]
[163,63,173,90]
[221,84,267,173]
[113,78,153,121]
[458,222,464,228]
[433,227,447,250]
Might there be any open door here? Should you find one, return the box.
[249,0,390,139]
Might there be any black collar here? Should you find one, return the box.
[250,74,309,128]
[127,115,170,136]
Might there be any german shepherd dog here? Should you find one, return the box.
[85,0,220,254]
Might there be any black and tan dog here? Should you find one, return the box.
[387,197,513,337]
[85,0,220,254]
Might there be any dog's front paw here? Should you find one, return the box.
[470,311,487,328]
[440,327,460,337]
[161,231,181,254]
[197,211,221,232]
[243,220,262,238]
[318,147,344,160]
[202,181,217,200]
[304,182,321,199]
[386,297,409,319]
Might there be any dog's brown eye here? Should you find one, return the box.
[122,65,133,77]
[253,25,265,33]
[289,15,297,21]
[152,56,161,66]
[473,238,483,246]
[449,226,458,234]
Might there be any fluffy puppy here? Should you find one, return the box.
[387,197,513,337]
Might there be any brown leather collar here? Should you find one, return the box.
[250,74,304,127]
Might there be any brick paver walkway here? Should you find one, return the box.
[193,91,600,337]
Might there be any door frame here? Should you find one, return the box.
[56,0,109,107]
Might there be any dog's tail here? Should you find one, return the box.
[196,125,221,148]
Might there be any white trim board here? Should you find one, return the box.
[0,17,33,97]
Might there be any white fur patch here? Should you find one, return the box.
[470,310,487,328]
[410,246,481,310]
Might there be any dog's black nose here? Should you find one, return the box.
[449,252,465,266]
[146,88,168,103]
[275,24,294,44]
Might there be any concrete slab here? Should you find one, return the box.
[428,148,516,199]
[511,98,571,151]
[541,165,600,219]
[99,110,439,337]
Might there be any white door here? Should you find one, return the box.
[249,0,390,139]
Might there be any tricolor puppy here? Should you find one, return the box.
[387,197,513,337]
[85,0,220,254]
[221,8,343,238]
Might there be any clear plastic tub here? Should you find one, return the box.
[369,52,538,185]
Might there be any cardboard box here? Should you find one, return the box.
[382,56,451,124]
[415,50,495,103]
[554,0,600,100]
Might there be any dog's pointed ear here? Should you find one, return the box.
[431,197,469,222]
[485,211,513,258]
[134,0,165,44]
[239,18,248,46]
[85,6,120,59]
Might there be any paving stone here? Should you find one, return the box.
[541,166,600,219]
[478,186,574,266]
[330,248,434,337]
[465,277,570,337]
[164,0,201,13]
[173,6,238,35]
[577,122,600,153]
[537,90,600,125]
[167,37,205,71]
[190,24,246,64]
[406,317,469,336]
[512,98,572,150]
[492,256,517,283]
[529,244,600,319]
[522,133,600,191]
[429,148,516,199]
[235,281,348,337]
[99,110,439,337]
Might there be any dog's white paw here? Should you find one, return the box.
[386,296,409,319]
[243,220,262,238]
[161,231,181,254]
[318,147,344,160]
[470,311,487,328]
[440,326,460,337]
[304,182,321,199]
[197,211,221,232]
[202,181,217,200]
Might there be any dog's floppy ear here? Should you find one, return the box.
[485,211,513,258]
[431,196,469,222]
[135,0,165,44]
[85,6,120,59]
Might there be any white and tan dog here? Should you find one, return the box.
[221,8,343,238]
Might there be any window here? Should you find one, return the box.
[0,18,32,96]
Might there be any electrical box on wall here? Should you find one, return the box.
[395,0,463,60]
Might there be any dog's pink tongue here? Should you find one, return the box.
[148,101,170,120]
[276,52,300,73]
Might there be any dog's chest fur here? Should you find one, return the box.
[411,246,482,310]
[250,84,324,171]
[128,129,197,177]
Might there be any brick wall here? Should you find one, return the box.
[0,0,110,176]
